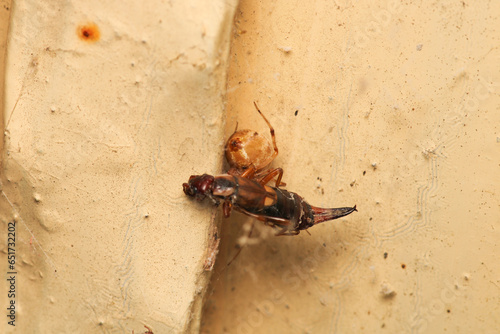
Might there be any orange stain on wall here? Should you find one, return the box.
[77,23,100,42]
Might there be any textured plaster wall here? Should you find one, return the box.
[0,0,237,333]
[0,0,499,334]
[202,1,499,333]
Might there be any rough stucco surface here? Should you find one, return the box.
[0,0,236,333]
[202,1,499,333]
[0,0,499,334]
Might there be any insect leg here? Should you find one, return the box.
[222,200,233,218]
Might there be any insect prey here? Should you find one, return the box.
[183,174,357,236]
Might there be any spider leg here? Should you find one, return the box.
[253,101,278,166]
[240,165,257,179]
[255,167,285,187]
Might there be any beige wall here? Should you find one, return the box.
[1,0,498,333]
[203,1,499,333]
[0,0,236,332]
